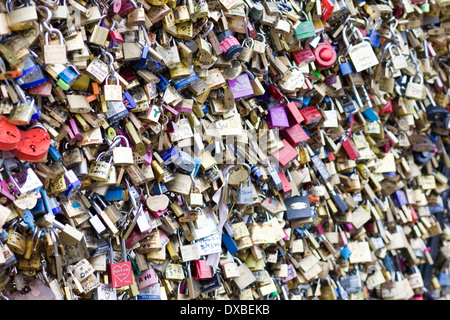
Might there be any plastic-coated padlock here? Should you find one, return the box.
[11,125,51,162]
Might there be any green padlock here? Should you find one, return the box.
[294,12,315,41]
[420,0,430,13]
[56,78,70,90]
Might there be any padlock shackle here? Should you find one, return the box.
[44,28,65,45]
[36,5,53,32]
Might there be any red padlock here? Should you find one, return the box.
[379,99,393,115]
[278,171,292,199]
[320,0,335,21]
[341,137,360,160]
[192,259,212,280]
[314,38,336,69]
[292,48,316,66]
[0,115,20,151]
[109,238,133,288]
[267,83,288,106]
[285,101,305,126]
[11,127,50,162]
[300,106,322,125]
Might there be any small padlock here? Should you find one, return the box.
[44,28,67,65]
[236,164,253,205]
[88,152,113,182]
[405,73,424,100]
[8,96,36,126]
[104,74,123,102]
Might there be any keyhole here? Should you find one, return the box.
[30,144,36,152]
[6,131,16,138]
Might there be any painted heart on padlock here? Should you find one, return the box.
[0,115,20,150]
[146,194,169,212]
[112,263,132,282]
[12,128,51,162]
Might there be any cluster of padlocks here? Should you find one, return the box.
[0,0,449,301]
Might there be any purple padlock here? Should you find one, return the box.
[227,73,254,100]
[267,106,289,128]
[393,189,407,207]
[136,268,158,290]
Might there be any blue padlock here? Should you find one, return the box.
[22,210,35,232]
[123,91,137,111]
[172,66,199,91]
[192,157,202,177]
[161,147,180,166]
[153,183,167,195]
[368,29,381,48]
[16,56,47,89]
[58,65,80,85]
[104,186,124,202]
[135,45,149,69]
[156,74,170,92]
[30,101,41,122]
[48,146,63,162]
[339,57,354,76]
[48,197,62,215]
[438,272,450,286]
[30,198,46,218]
[303,96,312,106]
[222,232,239,255]
[341,245,352,259]
[362,108,379,122]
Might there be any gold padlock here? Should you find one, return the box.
[88,152,113,182]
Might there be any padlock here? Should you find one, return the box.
[89,18,110,47]
[44,29,67,65]
[294,12,315,40]
[11,125,51,162]
[108,237,133,288]
[6,0,38,31]
[8,96,36,126]
[103,75,123,102]
[108,135,134,167]
[388,44,408,70]
[405,73,424,100]
[88,152,113,182]
[236,164,253,205]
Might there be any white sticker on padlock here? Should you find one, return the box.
[197,233,222,256]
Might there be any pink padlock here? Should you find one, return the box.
[227,73,254,100]
[136,268,158,290]
[217,31,243,60]
[267,106,289,128]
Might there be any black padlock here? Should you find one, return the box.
[284,196,312,220]
[199,272,222,293]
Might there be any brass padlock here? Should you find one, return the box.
[43,29,67,65]
[88,152,113,182]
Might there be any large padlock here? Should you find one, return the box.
[11,125,51,162]
[6,0,38,31]
[0,115,20,150]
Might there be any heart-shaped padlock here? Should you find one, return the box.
[0,115,20,150]
[12,127,51,162]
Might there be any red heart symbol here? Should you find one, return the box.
[112,263,131,283]
[12,128,50,162]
